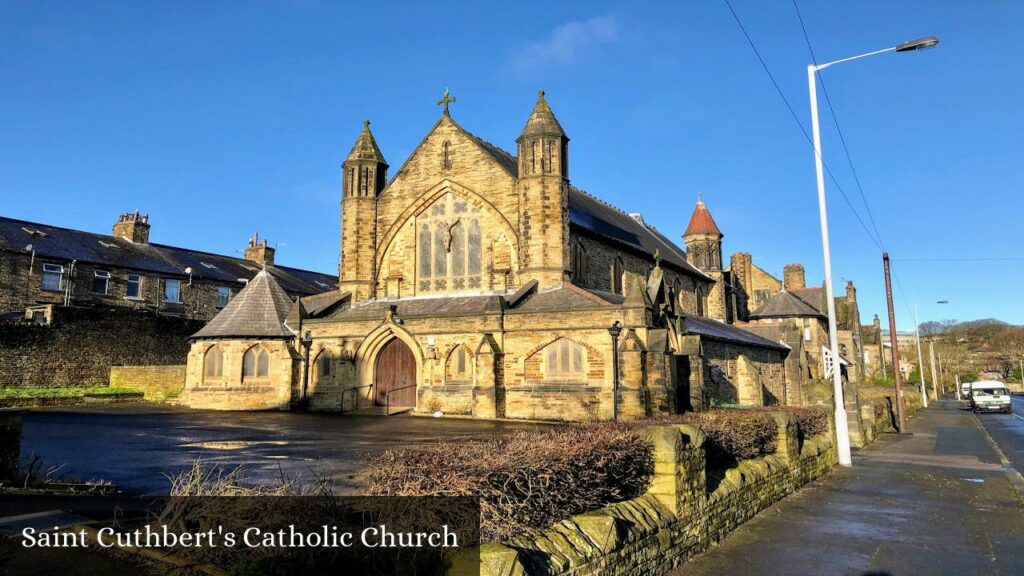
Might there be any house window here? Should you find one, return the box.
[611,257,624,295]
[318,351,333,377]
[571,240,588,285]
[163,279,181,303]
[755,289,771,303]
[416,193,483,294]
[216,287,230,308]
[544,339,586,380]
[204,345,224,380]
[243,346,270,380]
[450,347,470,380]
[91,270,111,295]
[126,274,142,299]
[41,263,64,291]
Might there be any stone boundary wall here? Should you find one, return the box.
[0,307,202,389]
[448,412,837,576]
[109,365,186,401]
[0,411,22,482]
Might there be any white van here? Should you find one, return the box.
[969,381,1013,414]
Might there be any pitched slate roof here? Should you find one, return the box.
[193,270,296,338]
[345,120,388,165]
[0,216,337,295]
[749,290,826,319]
[681,314,790,352]
[683,199,723,237]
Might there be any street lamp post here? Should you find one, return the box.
[913,304,929,407]
[608,321,622,422]
[807,35,937,467]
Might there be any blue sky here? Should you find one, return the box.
[1,0,1021,329]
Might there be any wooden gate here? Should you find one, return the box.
[375,338,416,407]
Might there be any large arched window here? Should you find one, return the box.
[417,193,482,294]
[571,240,588,284]
[203,345,223,381]
[611,257,624,295]
[242,345,270,380]
[544,339,587,380]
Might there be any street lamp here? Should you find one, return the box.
[300,330,313,409]
[913,304,929,407]
[608,321,622,421]
[807,35,938,467]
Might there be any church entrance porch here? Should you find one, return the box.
[374,338,416,408]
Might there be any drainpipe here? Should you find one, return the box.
[64,259,77,306]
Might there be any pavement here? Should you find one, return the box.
[671,398,1024,576]
[14,403,551,494]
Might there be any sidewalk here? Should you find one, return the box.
[672,401,1024,576]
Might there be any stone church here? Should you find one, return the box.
[182,91,792,420]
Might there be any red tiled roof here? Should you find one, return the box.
[683,200,722,237]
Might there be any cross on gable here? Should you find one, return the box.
[437,88,455,115]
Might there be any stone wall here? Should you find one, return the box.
[701,339,787,406]
[449,412,837,576]
[109,365,186,400]
[0,307,202,389]
[0,411,21,482]
[182,339,299,410]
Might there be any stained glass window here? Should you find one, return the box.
[545,339,587,380]
[416,193,483,294]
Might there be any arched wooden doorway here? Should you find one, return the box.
[375,338,416,407]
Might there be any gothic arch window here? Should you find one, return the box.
[442,140,452,169]
[448,346,471,382]
[203,345,224,381]
[416,193,483,294]
[242,345,270,381]
[316,350,334,378]
[571,240,588,284]
[544,339,587,380]
[611,257,624,295]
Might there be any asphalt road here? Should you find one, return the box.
[974,393,1024,475]
[16,403,551,495]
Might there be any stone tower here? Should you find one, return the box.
[516,90,570,288]
[340,120,388,302]
[683,199,727,321]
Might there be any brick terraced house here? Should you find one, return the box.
[181,91,797,420]
[0,213,337,321]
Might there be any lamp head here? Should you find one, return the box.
[895,36,938,52]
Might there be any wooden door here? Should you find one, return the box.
[375,338,416,406]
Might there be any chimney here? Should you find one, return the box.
[845,280,856,301]
[112,210,151,244]
[244,232,276,267]
[783,263,805,291]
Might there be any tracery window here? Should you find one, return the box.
[242,345,270,380]
[204,345,224,381]
[544,339,586,380]
[417,193,482,293]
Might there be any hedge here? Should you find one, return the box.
[643,409,779,469]
[365,426,653,541]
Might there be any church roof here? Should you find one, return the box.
[193,270,296,339]
[749,290,826,319]
[683,200,723,237]
[0,215,337,295]
[517,90,566,140]
[345,120,388,165]
[681,313,790,352]
[568,188,710,280]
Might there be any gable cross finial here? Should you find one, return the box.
[653,248,661,268]
[437,87,455,115]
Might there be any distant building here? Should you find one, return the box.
[0,212,336,321]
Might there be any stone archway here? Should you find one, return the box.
[354,322,424,411]
[374,338,416,407]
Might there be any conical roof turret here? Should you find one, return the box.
[683,198,723,238]
[345,120,388,166]
[517,90,566,141]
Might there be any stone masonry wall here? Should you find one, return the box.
[0,307,201,389]
[701,339,787,406]
[109,365,186,400]
[449,412,837,576]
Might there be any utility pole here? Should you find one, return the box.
[913,304,929,407]
[883,253,907,432]
[929,339,940,403]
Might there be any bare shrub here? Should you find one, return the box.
[365,426,653,541]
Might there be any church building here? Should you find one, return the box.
[181,91,792,420]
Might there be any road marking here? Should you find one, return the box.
[973,413,1024,506]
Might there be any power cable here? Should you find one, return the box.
[720,0,885,251]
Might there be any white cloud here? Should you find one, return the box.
[510,15,619,76]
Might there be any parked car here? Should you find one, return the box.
[968,381,1013,414]
[960,381,972,400]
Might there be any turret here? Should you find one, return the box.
[516,90,570,288]
[339,120,388,301]
[683,198,727,321]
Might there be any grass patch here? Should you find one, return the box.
[0,386,142,399]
